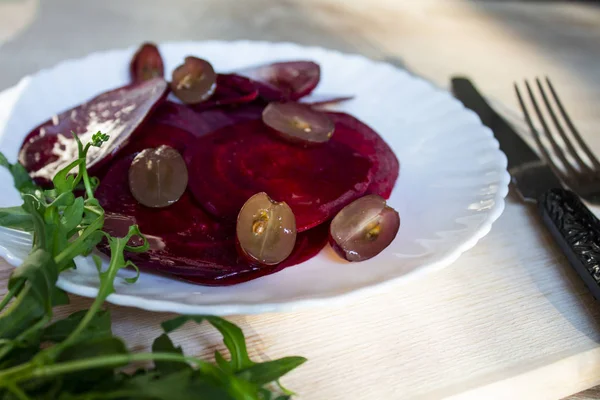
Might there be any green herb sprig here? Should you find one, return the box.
[0,132,305,399]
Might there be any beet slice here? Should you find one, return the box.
[328,112,399,199]
[192,74,259,111]
[170,223,328,285]
[18,78,169,182]
[245,80,287,102]
[142,104,398,202]
[186,119,373,231]
[150,101,263,139]
[96,156,328,286]
[123,123,195,156]
[235,61,320,101]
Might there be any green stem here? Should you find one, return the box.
[0,360,33,385]
[62,247,120,346]
[0,286,49,363]
[54,216,103,267]
[79,143,95,200]
[49,191,75,208]
[6,383,31,400]
[62,299,104,349]
[52,232,134,356]
[37,353,212,378]
[82,173,95,200]
[0,352,214,386]
[83,205,102,216]
[0,313,51,362]
[0,282,21,312]
[76,390,138,400]
[0,346,13,363]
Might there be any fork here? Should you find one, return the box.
[514,77,600,204]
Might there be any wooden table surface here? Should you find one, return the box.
[2,1,600,399]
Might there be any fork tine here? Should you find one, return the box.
[545,76,600,171]
[524,79,579,178]
[535,77,594,175]
[514,82,569,184]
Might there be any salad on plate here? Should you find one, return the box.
[16,42,401,286]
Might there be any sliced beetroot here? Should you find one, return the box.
[123,123,195,156]
[130,101,265,166]
[192,74,259,111]
[18,78,169,182]
[130,43,164,83]
[150,101,263,139]
[169,223,328,286]
[327,112,399,199]
[149,101,217,137]
[235,61,320,101]
[246,80,287,102]
[96,156,328,286]
[186,119,373,231]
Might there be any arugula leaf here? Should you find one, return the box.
[42,309,112,343]
[0,153,39,195]
[95,225,148,302]
[0,345,39,371]
[8,248,56,305]
[51,287,70,307]
[158,316,306,398]
[160,315,204,333]
[259,389,292,400]
[215,351,232,373]
[237,357,307,386]
[0,206,33,232]
[0,249,58,341]
[161,316,253,371]
[57,336,128,364]
[204,316,254,371]
[55,337,129,394]
[22,194,49,253]
[258,388,273,400]
[52,159,82,196]
[152,334,190,375]
[60,197,84,234]
[106,369,235,400]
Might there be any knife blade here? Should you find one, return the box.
[451,76,563,202]
[451,76,600,300]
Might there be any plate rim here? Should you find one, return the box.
[0,39,511,315]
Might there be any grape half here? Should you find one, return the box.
[329,194,400,262]
[236,192,297,265]
[128,145,188,208]
[262,102,335,145]
[170,57,217,105]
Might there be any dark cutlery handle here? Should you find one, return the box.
[539,188,600,299]
[451,77,497,124]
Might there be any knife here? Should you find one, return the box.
[451,76,600,300]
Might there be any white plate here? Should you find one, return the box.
[0,41,509,315]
